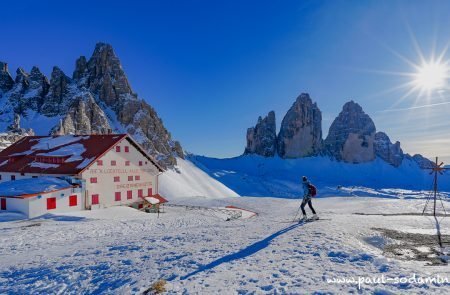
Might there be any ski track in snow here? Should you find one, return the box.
[0,197,449,294]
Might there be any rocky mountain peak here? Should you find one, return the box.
[15,67,29,85]
[244,111,277,157]
[0,61,14,92]
[374,131,404,167]
[73,56,87,80]
[82,42,133,107]
[324,100,376,163]
[277,93,322,158]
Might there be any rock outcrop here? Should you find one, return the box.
[374,132,404,167]
[277,93,322,158]
[0,62,15,93]
[244,111,277,157]
[324,101,376,163]
[0,42,183,168]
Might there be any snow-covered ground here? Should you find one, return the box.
[1,196,449,294]
[190,154,450,198]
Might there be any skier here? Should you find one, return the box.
[299,176,318,222]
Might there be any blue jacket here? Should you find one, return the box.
[302,180,311,197]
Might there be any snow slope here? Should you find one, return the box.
[159,157,240,199]
[190,154,450,198]
[0,196,448,294]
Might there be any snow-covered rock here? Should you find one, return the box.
[277,93,322,158]
[244,111,277,157]
[324,101,376,163]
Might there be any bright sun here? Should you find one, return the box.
[413,61,448,91]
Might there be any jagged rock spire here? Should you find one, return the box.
[244,111,277,157]
[0,62,14,92]
[277,93,322,158]
[324,100,376,163]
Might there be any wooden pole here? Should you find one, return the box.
[433,157,438,217]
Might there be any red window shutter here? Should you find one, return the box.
[125,161,130,166]
[138,189,143,198]
[115,192,121,201]
[135,175,140,181]
[1,199,6,210]
[97,160,103,166]
[92,194,99,205]
[90,177,97,183]
[125,146,129,153]
[116,146,121,152]
[69,195,77,207]
[11,175,15,181]
[139,161,143,166]
[128,176,133,181]
[114,176,120,182]
[147,188,153,196]
[127,190,132,199]
[47,197,56,210]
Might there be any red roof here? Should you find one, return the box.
[149,194,169,204]
[0,134,164,175]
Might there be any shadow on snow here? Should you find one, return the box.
[180,223,303,280]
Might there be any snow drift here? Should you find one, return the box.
[159,157,240,199]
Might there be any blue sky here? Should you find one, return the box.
[1,0,450,161]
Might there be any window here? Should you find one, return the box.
[20,173,25,176]
[32,176,38,178]
[145,161,148,165]
[1,199,6,210]
[10,175,15,181]
[124,146,129,153]
[0,175,2,180]
[147,188,153,197]
[97,160,103,166]
[139,161,143,166]
[138,189,143,198]
[47,197,56,210]
[128,176,133,181]
[116,146,121,152]
[135,175,140,181]
[69,195,77,207]
[111,160,116,166]
[92,194,99,205]
[127,190,132,199]
[125,161,130,166]
[115,192,121,201]
[114,176,120,182]
[90,177,97,183]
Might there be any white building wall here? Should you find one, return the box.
[81,138,160,208]
[1,188,82,218]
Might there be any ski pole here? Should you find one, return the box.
[292,205,302,222]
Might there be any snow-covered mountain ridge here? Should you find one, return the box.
[190,154,450,198]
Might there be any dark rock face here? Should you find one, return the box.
[0,42,183,168]
[51,93,111,135]
[277,93,322,158]
[0,62,14,93]
[374,132,404,167]
[324,101,376,163]
[244,111,277,157]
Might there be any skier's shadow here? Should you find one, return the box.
[180,222,303,280]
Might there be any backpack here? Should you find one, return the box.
[308,184,317,197]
